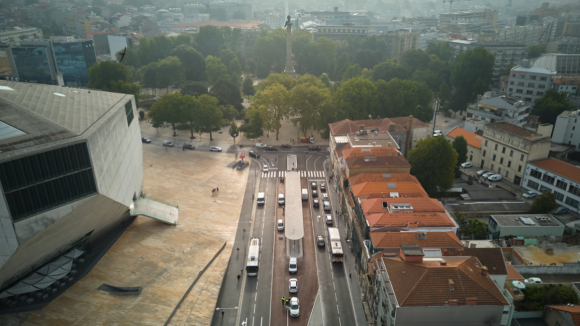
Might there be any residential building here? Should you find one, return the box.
[360,196,445,215]
[445,127,482,164]
[263,13,280,29]
[488,214,565,238]
[533,3,559,19]
[112,14,132,28]
[129,16,159,39]
[309,7,370,26]
[441,248,509,289]
[0,81,143,296]
[379,30,419,60]
[507,59,556,104]
[552,77,580,97]
[467,96,531,127]
[479,23,548,46]
[375,247,512,326]
[553,110,580,151]
[532,53,580,76]
[464,118,486,134]
[523,158,580,211]
[438,9,498,30]
[544,305,580,326]
[546,37,580,54]
[208,2,252,21]
[480,122,552,185]
[370,231,462,251]
[367,212,457,233]
[183,4,205,23]
[0,27,42,45]
[338,146,411,178]
[313,24,374,42]
[170,20,263,32]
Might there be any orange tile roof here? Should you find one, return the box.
[348,173,420,185]
[361,197,445,214]
[447,127,482,149]
[384,256,510,307]
[370,231,462,249]
[342,147,411,169]
[389,116,429,128]
[172,20,263,29]
[352,182,428,198]
[505,264,524,281]
[441,248,508,275]
[553,77,580,85]
[368,212,456,228]
[531,158,580,184]
[329,117,426,136]
[546,305,580,326]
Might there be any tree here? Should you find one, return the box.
[501,65,513,76]
[258,73,295,91]
[103,80,142,107]
[412,69,440,92]
[319,73,331,88]
[546,286,579,305]
[242,76,255,97]
[205,56,229,86]
[523,287,546,311]
[87,61,131,89]
[209,78,244,111]
[137,37,154,66]
[149,93,185,132]
[407,136,458,196]
[219,49,237,67]
[426,42,453,62]
[252,82,290,140]
[181,81,208,97]
[531,192,559,214]
[228,57,243,85]
[229,120,239,144]
[180,48,206,81]
[41,25,51,39]
[333,78,377,120]
[196,94,223,141]
[181,94,200,139]
[452,135,468,176]
[157,56,183,93]
[451,48,495,104]
[439,81,451,105]
[400,49,430,74]
[334,53,351,81]
[528,45,545,59]
[448,92,468,116]
[342,64,362,81]
[532,88,573,125]
[351,49,382,70]
[290,83,332,136]
[462,218,487,237]
[375,78,433,122]
[239,106,263,138]
[117,47,139,68]
[245,58,256,74]
[220,105,238,123]
[371,60,410,82]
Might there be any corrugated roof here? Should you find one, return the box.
[531,158,580,184]
[361,197,444,214]
[329,117,427,136]
[368,212,456,228]
[447,127,482,149]
[441,248,508,275]
[370,231,462,249]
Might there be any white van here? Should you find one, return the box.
[301,189,308,200]
[257,192,265,205]
[278,193,285,205]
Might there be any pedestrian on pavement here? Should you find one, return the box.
[166,147,168,152]
[282,297,285,305]
[221,309,224,317]
[282,206,285,212]
[241,266,243,272]
[285,297,289,305]
[237,274,240,282]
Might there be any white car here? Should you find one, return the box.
[322,193,329,200]
[461,162,473,168]
[289,278,298,293]
[326,214,332,225]
[277,219,284,231]
[488,174,502,182]
[256,143,267,148]
[209,146,222,152]
[476,170,487,176]
[482,172,494,179]
[524,277,542,284]
[289,257,297,274]
[162,140,174,147]
[433,130,442,136]
[289,297,299,317]
[522,191,537,199]
[263,164,269,172]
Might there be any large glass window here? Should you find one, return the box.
[527,180,540,190]
[556,180,568,190]
[554,191,564,202]
[125,101,134,126]
[565,197,579,208]
[529,169,543,180]
[11,46,54,84]
[570,185,580,196]
[52,41,97,86]
[541,174,555,185]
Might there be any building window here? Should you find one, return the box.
[500,157,504,164]
[518,165,522,172]
[502,147,506,154]
[520,74,526,79]
[554,191,565,202]
[493,154,496,161]
[527,83,535,87]
[491,164,494,171]
[510,150,513,157]
[520,154,525,161]
[512,74,516,77]
[538,84,546,89]
[125,101,134,126]
[542,174,555,185]
[537,91,544,96]
[527,180,540,190]
[524,97,532,102]
[505,171,509,178]
[485,140,488,146]
[494,144,498,150]
[498,167,502,174]
[569,185,580,196]
[526,90,534,95]
[517,82,524,86]
[507,161,511,167]
[571,134,574,138]
[540,76,547,81]
[516,89,523,93]
[530,169,543,179]
[510,81,514,85]
[509,88,513,92]
[565,197,579,208]
[483,150,486,157]
[556,180,568,190]
[530,75,537,80]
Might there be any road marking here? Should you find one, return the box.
[255,292,258,301]
[335,293,338,301]
[337,304,340,314]
[252,316,255,326]
[339,317,342,326]
[261,317,263,326]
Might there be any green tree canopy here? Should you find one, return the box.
[229,120,240,144]
[194,26,241,57]
[334,53,351,81]
[87,61,131,89]
[371,60,410,82]
[342,64,362,81]
[219,48,237,67]
[319,73,331,88]
[375,78,432,122]
[451,47,495,104]
[439,81,451,104]
[181,81,208,97]
[290,82,332,136]
[148,92,185,131]
[157,56,183,92]
[242,76,255,96]
[103,80,141,107]
[351,49,382,70]
[179,47,206,81]
[452,135,468,175]
[117,47,139,68]
[257,73,295,91]
[41,25,51,39]
[531,192,559,214]
[462,218,487,237]
[205,55,229,86]
[400,49,430,74]
[532,88,573,125]
[228,57,243,85]
[333,78,377,120]
[407,136,458,196]
[412,69,440,92]
[528,45,545,59]
[196,94,223,141]
[239,106,264,138]
[426,42,453,62]
[252,82,290,140]
[209,78,244,111]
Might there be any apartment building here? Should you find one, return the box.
[523,158,580,211]
[370,231,462,251]
[0,27,42,45]
[553,110,580,151]
[481,122,552,186]
[313,24,374,42]
[183,3,205,22]
[479,23,548,46]
[532,53,580,76]
[379,30,419,60]
[208,2,252,21]
[552,77,580,97]
[445,127,482,164]
[438,9,498,30]
[467,96,531,127]
[507,60,556,104]
[309,7,370,26]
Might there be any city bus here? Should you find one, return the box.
[246,238,260,276]
[327,227,343,263]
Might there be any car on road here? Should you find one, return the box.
[322,193,329,200]
[461,162,472,168]
[482,172,494,179]
[278,193,285,205]
[263,164,268,172]
[141,137,151,143]
[326,214,332,225]
[477,170,488,176]
[308,146,321,151]
[316,235,325,247]
[209,146,222,152]
[552,206,569,215]
[249,151,260,158]
[320,182,326,192]
[265,146,277,151]
[183,143,195,150]
[277,219,284,231]
[162,140,174,147]
[323,200,331,211]
[289,257,297,274]
[433,130,442,136]
[281,144,291,149]
[289,278,298,293]
[522,191,537,199]
[312,190,318,198]
[313,198,319,208]
[311,182,317,190]
[524,277,542,284]
[488,174,502,182]
[256,143,267,149]
[289,297,299,317]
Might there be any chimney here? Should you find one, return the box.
[389,123,396,132]
[480,266,488,276]
[417,232,426,239]
[448,278,454,289]
[466,297,478,305]
[405,115,413,156]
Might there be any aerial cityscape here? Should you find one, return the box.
[0,0,580,325]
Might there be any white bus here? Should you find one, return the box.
[327,227,343,263]
[246,238,260,276]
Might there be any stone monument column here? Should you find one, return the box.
[284,15,296,78]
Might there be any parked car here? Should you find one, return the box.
[482,172,494,179]
[313,198,319,208]
[281,144,291,149]
[320,182,326,192]
[524,278,542,284]
[476,170,488,176]
[326,214,332,225]
[461,162,473,168]
[488,174,502,182]
[289,297,299,317]
[311,182,317,190]
[249,151,260,158]
[433,130,442,136]
[289,257,297,274]
[256,143,267,148]
[323,200,331,211]
[163,140,174,147]
[322,193,329,200]
[209,146,222,152]
[263,164,269,172]
[316,235,325,247]
[552,206,569,215]
[265,146,277,151]
[183,143,195,150]
[277,219,284,231]
[289,278,298,293]
[308,146,320,151]
[141,137,151,143]
[522,191,537,199]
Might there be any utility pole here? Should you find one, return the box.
[431,98,439,137]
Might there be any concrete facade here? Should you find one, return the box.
[313,25,374,42]
[508,61,556,104]
[553,109,580,151]
[488,214,565,238]
[532,53,580,76]
[468,96,531,127]
[379,30,420,60]
[522,159,580,212]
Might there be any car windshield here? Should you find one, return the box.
[291,304,298,309]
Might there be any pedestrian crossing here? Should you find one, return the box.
[261,171,326,178]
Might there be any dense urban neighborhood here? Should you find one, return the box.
[1,0,580,325]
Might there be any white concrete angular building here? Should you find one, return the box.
[0,81,143,292]
[507,60,556,104]
[523,158,580,212]
[553,109,580,151]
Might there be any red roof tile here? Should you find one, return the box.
[348,173,420,185]
[441,248,508,275]
[329,117,427,136]
[546,305,580,326]
[352,182,428,198]
[447,127,482,149]
[505,264,524,281]
[370,231,462,249]
[342,147,410,169]
[530,158,580,184]
[553,77,580,86]
[368,212,456,228]
[172,20,263,29]
[361,197,444,214]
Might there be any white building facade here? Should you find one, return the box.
[507,60,556,104]
[553,109,580,151]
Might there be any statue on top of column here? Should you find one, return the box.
[284,15,292,28]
